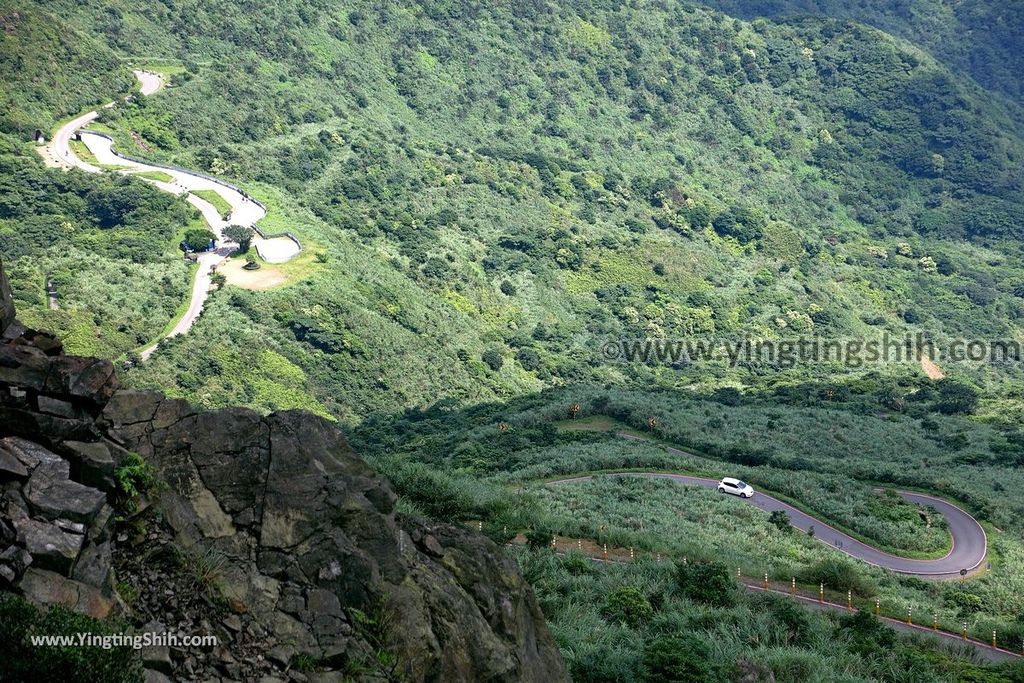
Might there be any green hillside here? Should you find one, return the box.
[696,0,1024,103]
[0,6,194,355]
[8,0,1019,422]
[2,1,1024,680]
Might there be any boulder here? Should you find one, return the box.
[63,440,117,490]
[0,447,29,480]
[19,567,118,619]
[24,459,106,524]
[13,517,84,574]
[44,356,120,406]
[0,437,65,469]
[0,344,51,393]
[106,406,569,682]
[37,395,80,419]
[0,544,33,579]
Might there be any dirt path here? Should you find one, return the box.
[921,356,945,379]
[218,259,288,290]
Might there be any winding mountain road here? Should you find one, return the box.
[548,437,987,579]
[42,70,299,360]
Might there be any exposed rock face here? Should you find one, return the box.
[0,436,120,617]
[0,259,12,334]
[0,259,568,682]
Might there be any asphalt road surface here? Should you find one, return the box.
[43,70,298,359]
[548,463,986,579]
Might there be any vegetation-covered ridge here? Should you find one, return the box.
[696,0,1024,103]
[4,0,1013,423]
[351,387,1024,681]
[3,2,1024,680]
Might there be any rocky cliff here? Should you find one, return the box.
[0,260,568,682]
[0,259,12,333]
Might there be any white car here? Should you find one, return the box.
[717,477,754,498]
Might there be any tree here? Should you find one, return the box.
[675,561,735,607]
[181,228,216,252]
[211,272,227,289]
[712,206,767,244]
[223,225,255,253]
[935,379,979,415]
[516,348,540,371]
[482,349,504,371]
[603,585,653,628]
[768,509,791,533]
[642,634,715,683]
[711,386,742,406]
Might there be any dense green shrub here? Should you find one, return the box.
[798,558,875,597]
[768,509,792,533]
[641,634,717,683]
[603,585,654,628]
[675,561,736,607]
[0,594,141,683]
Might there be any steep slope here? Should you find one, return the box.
[696,0,1024,103]
[0,6,132,134]
[2,1,1021,422]
[0,259,568,682]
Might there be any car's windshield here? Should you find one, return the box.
[736,481,747,488]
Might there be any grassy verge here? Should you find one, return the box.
[556,415,646,438]
[191,189,232,219]
[133,169,174,183]
[68,139,101,166]
[530,465,953,561]
[124,59,192,76]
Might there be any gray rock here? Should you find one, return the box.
[55,518,86,535]
[72,541,113,588]
[64,440,117,491]
[0,518,14,543]
[44,355,120,407]
[142,645,174,674]
[266,643,295,667]
[0,344,51,393]
[141,621,173,674]
[37,395,79,419]
[305,589,341,617]
[102,390,164,428]
[24,461,106,524]
[87,503,115,543]
[19,568,117,618]
[306,672,348,683]
[15,517,83,574]
[0,448,28,480]
[143,669,174,683]
[0,437,64,471]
